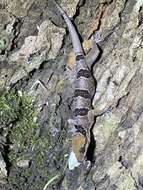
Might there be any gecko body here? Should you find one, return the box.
[54,1,100,170]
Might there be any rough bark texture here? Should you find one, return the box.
[0,0,143,190]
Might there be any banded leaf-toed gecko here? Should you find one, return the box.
[53,0,101,170]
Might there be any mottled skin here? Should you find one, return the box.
[54,1,100,165]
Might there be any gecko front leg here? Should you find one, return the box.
[86,33,102,68]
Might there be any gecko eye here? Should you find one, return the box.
[79,146,85,153]
[76,54,84,61]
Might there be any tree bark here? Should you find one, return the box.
[0,0,143,190]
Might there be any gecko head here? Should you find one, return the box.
[72,133,87,162]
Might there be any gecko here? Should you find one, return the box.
[53,0,101,170]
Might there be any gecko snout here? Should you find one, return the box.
[72,133,87,161]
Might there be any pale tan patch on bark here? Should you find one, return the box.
[68,51,76,70]
[85,3,107,39]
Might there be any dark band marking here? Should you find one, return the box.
[74,89,91,99]
[77,69,91,79]
[76,54,84,61]
[74,108,89,116]
[75,125,86,137]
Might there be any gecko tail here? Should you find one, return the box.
[53,0,83,54]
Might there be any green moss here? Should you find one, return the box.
[0,90,64,189]
[1,91,37,146]
[0,91,20,126]
[0,90,45,160]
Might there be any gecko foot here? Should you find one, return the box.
[85,160,91,170]
[91,31,102,43]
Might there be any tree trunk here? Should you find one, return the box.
[0,0,143,190]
